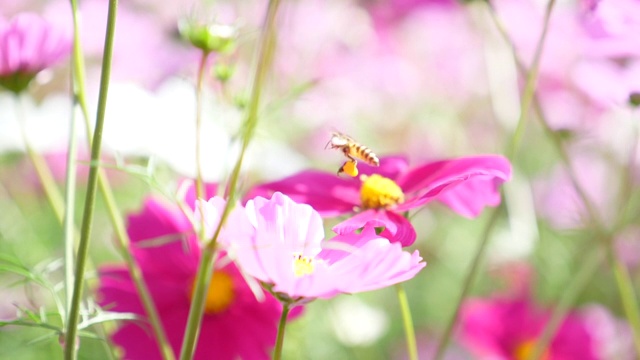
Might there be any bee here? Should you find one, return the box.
[326,132,379,176]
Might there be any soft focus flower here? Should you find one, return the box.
[213,192,425,301]
[458,293,599,360]
[533,150,615,230]
[0,13,71,93]
[246,155,511,246]
[98,184,282,360]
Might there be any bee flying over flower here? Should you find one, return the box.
[325,132,379,177]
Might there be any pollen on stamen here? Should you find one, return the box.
[292,254,315,277]
[359,174,405,209]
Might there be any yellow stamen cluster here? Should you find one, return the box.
[513,340,549,360]
[292,254,315,277]
[190,271,235,314]
[359,174,405,209]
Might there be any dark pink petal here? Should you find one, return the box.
[244,171,360,216]
[332,209,417,246]
[183,180,218,209]
[126,197,200,276]
[111,323,165,360]
[434,174,504,218]
[98,265,190,312]
[359,155,410,179]
[458,294,599,360]
[395,155,511,216]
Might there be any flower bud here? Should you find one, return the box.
[179,20,237,54]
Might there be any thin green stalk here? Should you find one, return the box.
[506,0,556,160]
[609,249,640,355]
[67,0,175,357]
[273,303,290,360]
[64,0,118,357]
[15,96,65,222]
[433,205,502,360]
[396,284,418,360]
[486,3,640,355]
[179,1,282,358]
[63,101,79,322]
[527,248,603,360]
[195,51,209,203]
[504,0,556,159]
[100,178,176,360]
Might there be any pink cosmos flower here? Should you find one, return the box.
[246,156,511,246]
[458,293,599,360]
[211,192,425,301]
[98,184,282,360]
[0,13,71,92]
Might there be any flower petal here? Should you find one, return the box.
[395,155,511,217]
[244,171,360,216]
[332,209,417,246]
[126,197,200,276]
[359,155,410,179]
[331,239,425,293]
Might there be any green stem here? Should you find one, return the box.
[15,96,65,222]
[396,284,418,360]
[506,0,556,160]
[273,303,290,360]
[609,249,640,355]
[100,177,176,360]
[64,0,118,357]
[63,97,79,323]
[179,1,282,358]
[433,206,502,360]
[67,0,175,358]
[195,51,209,203]
[195,51,209,248]
[527,248,603,360]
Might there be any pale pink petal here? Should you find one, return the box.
[0,13,71,76]
[331,239,425,293]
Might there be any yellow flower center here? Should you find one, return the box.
[190,271,235,314]
[293,254,315,277]
[359,174,405,209]
[513,339,549,360]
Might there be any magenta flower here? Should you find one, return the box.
[98,186,282,360]
[214,192,425,301]
[458,293,599,360]
[0,13,71,92]
[246,155,511,246]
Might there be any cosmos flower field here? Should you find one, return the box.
[1,0,639,359]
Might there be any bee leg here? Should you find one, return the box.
[338,159,358,177]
